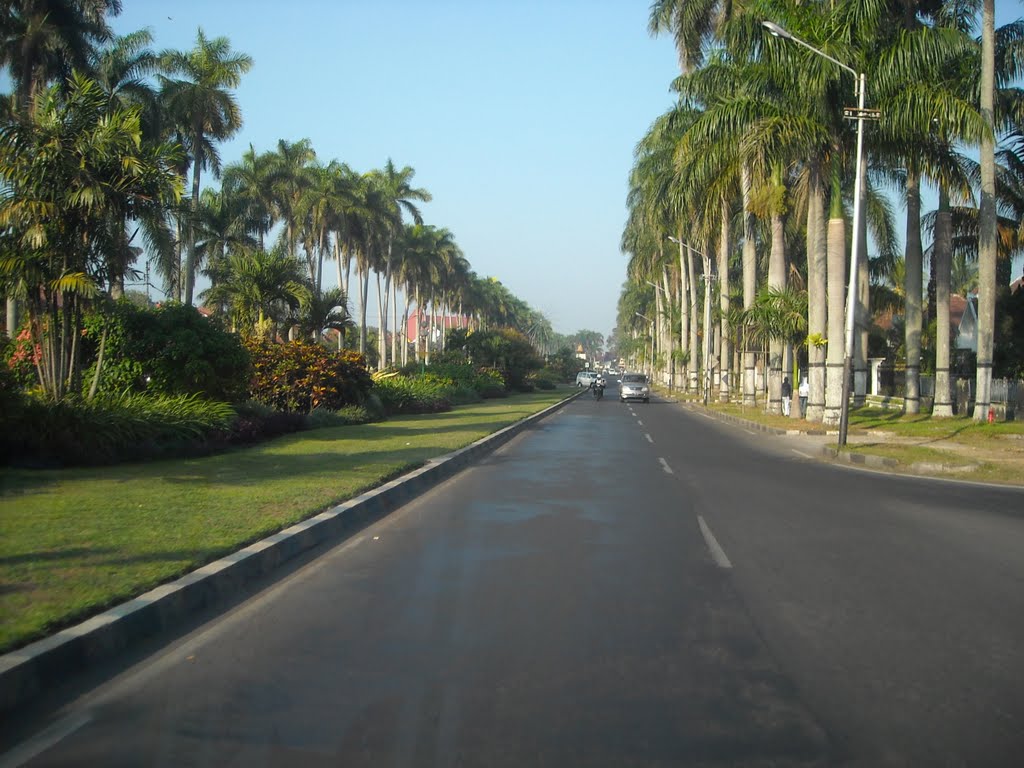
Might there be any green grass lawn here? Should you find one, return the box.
[0,391,569,653]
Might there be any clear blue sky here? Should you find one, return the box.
[112,2,1023,339]
[113,1,682,340]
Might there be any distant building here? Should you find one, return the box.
[406,309,470,343]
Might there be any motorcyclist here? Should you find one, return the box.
[590,375,606,400]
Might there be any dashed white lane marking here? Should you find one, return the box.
[637,420,644,426]
[698,516,733,569]
[658,458,674,474]
[0,713,91,768]
[644,434,653,443]
[791,449,813,459]
[745,429,756,435]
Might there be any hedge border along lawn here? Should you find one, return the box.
[0,390,570,653]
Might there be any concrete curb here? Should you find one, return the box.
[0,392,582,717]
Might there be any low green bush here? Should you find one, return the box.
[530,374,557,390]
[82,301,251,401]
[2,392,237,466]
[307,404,379,428]
[373,375,451,415]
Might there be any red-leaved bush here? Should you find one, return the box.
[245,339,373,413]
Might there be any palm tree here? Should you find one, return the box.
[0,0,120,336]
[976,0,1000,419]
[0,72,181,399]
[159,29,251,306]
[91,28,172,300]
[221,144,276,249]
[367,159,431,369]
[199,245,309,339]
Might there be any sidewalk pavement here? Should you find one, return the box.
[674,398,1024,482]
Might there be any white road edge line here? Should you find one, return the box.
[744,429,756,435]
[658,458,674,474]
[644,434,653,443]
[698,516,733,569]
[0,712,92,768]
[791,449,812,459]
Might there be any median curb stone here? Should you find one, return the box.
[0,392,582,717]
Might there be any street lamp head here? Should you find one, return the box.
[666,235,681,244]
[762,20,792,40]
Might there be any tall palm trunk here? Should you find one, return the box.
[741,165,756,405]
[357,263,370,355]
[392,281,400,366]
[375,272,387,370]
[824,174,847,425]
[5,299,17,339]
[687,242,700,393]
[933,184,954,417]
[974,0,997,421]
[767,201,787,415]
[718,205,732,402]
[806,165,828,423]
[677,239,690,388]
[662,268,677,388]
[183,125,202,306]
[903,167,924,414]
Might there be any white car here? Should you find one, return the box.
[575,371,599,388]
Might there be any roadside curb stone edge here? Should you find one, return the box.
[0,391,584,717]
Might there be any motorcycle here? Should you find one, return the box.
[591,379,606,401]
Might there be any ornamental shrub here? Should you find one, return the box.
[372,375,451,414]
[245,339,373,413]
[81,301,251,401]
[1,392,237,466]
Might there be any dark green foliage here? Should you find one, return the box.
[82,301,251,401]
[245,339,373,413]
[0,343,25,427]
[1,392,237,466]
[543,347,582,382]
[530,373,558,390]
[372,375,451,414]
[995,286,1024,378]
[307,404,379,428]
[450,328,543,390]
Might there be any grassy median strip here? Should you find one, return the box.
[0,391,569,653]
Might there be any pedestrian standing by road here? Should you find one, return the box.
[798,377,809,418]
[782,376,792,416]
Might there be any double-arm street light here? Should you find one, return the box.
[668,237,714,405]
[763,20,871,447]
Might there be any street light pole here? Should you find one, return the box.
[763,20,868,447]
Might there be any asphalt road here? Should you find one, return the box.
[4,387,1024,766]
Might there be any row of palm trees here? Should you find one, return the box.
[0,2,560,400]
[619,0,1020,423]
